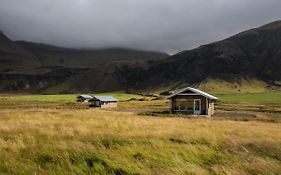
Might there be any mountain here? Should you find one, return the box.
[0,32,168,93]
[15,41,168,69]
[118,21,281,93]
[1,20,281,94]
[0,31,40,73]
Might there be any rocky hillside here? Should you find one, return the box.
[0,31,40,72]
[1,20,281,94]
[0,32,168,93]
[118,21,281,93]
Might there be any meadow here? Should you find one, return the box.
[3,93,143,102]
[216,92,281,103]
[0,92,280,174]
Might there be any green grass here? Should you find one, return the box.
[216,92,281,103]
[3,92,281,104]
[2,93,143,102]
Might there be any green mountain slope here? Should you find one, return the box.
[119,21,281,93]
[15,41,168,69]
[1,20,281,94]
[0,32,168,93]
[0,31,40,73]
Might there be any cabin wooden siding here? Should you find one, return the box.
[170,95,208,115]
[168,87,218,117]
[89,100,117,108]
[89,96,118,108]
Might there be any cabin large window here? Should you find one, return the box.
[175,99,193,111]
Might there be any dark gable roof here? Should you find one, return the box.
[77,95,93,99]
[167,87,218,100]
[90,96,118,102]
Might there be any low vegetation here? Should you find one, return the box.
[4,93,143,102]
[216,92,281,103]
[0,92,280,174]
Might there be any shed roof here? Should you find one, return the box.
[77,95,93,99]
[167,87,218,100]
[91,96,118,102]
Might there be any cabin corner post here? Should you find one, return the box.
[212,101,215,115]
[206,98,209,117]
[169,98,173,114]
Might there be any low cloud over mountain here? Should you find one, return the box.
[1,0,281,53]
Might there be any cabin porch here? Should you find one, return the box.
[170,96,214,116]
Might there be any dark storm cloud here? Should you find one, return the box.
[0,0,280,53]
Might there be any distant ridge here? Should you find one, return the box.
[118,20,281,93]
[1,21,281,93]
[0,32,168,93]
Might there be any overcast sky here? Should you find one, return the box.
[0,0,280,53]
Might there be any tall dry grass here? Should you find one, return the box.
[0,108,280,174]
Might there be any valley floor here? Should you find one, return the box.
[0,93,281,174]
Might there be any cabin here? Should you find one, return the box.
[89,96,118,108]
[167,87,218,117]
[76,95,93,102]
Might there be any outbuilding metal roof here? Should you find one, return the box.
[77,95,93,99]
[167,87,218,100]
[91,96,118,102]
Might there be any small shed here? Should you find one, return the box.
[167,87,218,117]
[89,96,118,108]
[77,95,93,102]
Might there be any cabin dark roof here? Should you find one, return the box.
[77,95,93,99]
[90,96,118,102]
[167,87,218,100]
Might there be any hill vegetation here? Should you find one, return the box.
[119,21,281,93]
[1,21,281,93]
[0,32,168,93]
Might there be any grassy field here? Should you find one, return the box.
[0,92,280,174]
[2,93,143,102]
[216,92,281,103]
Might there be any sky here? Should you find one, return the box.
[0,0,280,53]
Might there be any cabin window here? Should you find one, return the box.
[175,99,193,110]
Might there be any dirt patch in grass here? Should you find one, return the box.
[214,112,256,118]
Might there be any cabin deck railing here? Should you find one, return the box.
[173,110,194,112]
